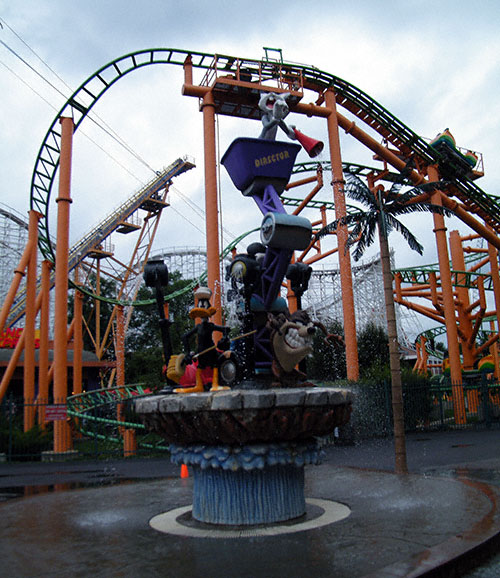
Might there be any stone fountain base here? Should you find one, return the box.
[170,440,321,524]
[134,386,353,526]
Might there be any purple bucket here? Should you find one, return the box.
[221,138,301,195]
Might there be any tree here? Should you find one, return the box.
[357,322,389,378]
[308,318,346,381]
[315,174,450,474]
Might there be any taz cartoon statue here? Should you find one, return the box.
[267,310,343,387]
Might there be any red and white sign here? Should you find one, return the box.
[45,405,68,421]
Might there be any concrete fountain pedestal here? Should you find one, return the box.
[134,387,353,525]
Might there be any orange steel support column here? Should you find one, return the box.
[324,89,359,380]
[116,305,125,389]
[428,166,466,424]
[201,91,223,326]
[23,210,40,431]
[38,260,51,426]
[95,260,102,359]
[420,336,429,374]
[53,116,74,453]
[116,305,136,457]
[488,236,500,336]
[73,276,83,396]
[0,332,25,402]
[487,237,500,379]
[449,230,474,370]
[0,236,36,335]
[489,319,500,381]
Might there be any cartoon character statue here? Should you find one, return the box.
[266,310,343,387]
[174,287,233,394]
[259,92,297,141]
[258,92,324,157]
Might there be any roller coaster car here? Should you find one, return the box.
[430,130,478,179]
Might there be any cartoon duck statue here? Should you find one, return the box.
[174,287,232,394]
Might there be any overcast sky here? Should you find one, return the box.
[1,0,500,278]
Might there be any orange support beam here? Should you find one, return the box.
[201,90,223,329]
[0,290,43,404]
[73,273,83,396]
[324,88,359,380]
[53,116,74,453]
[428,166,466,424]
[0,331,25,402]
[0,235,36,335]
[449,230,475,370]
[291,172,324,216]
[37,260,51,426]
[23,210,40,431]
[488,234,500,337]
[438,194,500,251]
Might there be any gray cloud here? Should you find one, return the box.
[1,0,499,301]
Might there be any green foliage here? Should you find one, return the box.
[0,412,53,459]
[126,271,193,354]
[307,319,346,381]
[125,347,164,389]
[315,175,450,261]
[357,322,390,378]
[401,367,432,428]
[352,367,432,435]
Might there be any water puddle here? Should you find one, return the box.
[0,475,176,503]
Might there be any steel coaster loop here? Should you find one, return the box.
[29,48,500,307]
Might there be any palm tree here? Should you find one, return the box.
[315,175,450,474]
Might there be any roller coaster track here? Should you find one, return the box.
[414,315,499,361]
[6,158,194,326]
[67,384,169,451]
[30,48,500,277]
[395,253,499,359]
[394,252,497,291]
[283,161,407,211]
[65,157,194,271]
[292,161,407,184]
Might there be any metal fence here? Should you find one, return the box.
[348,377,500,440]
[1,379,499,461]
[0,395,168,462]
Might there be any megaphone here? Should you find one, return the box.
[293,128,324,158]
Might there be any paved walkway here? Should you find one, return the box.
[0,429,499,577]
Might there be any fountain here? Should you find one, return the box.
[135,386,352,524]
[134,92,353,526]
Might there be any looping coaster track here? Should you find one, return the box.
[31,48,500,271]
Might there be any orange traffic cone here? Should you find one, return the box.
[180,464,189,478]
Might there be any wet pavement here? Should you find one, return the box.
[0,429,499,577]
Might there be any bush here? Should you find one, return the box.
[401,368,432,429]
[0,414,53,460]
